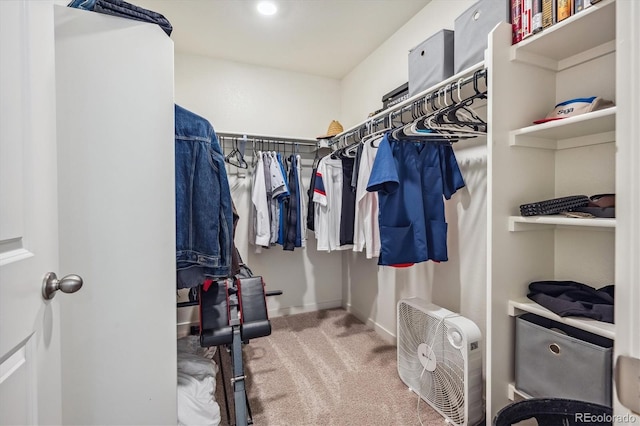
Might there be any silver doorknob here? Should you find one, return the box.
[42,272,83,300]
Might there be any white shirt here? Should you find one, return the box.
[251,152,271,247]
[313,156,343,252]
[268,152,286,244]
[353,138,381,258]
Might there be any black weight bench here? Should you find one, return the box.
[195,274,280,426]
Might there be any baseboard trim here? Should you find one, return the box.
[177,300,345,337]
[177,303,398,347]
[344,303,397,345]
[177,320,198,338]
[268,299,343,318]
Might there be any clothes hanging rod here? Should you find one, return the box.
[217,132,318,146]
[327,62,487,147]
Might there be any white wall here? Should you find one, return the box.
[340,0,477,129]
[340,0,488,347]
[174,53,341,139]
[174,53,344,327]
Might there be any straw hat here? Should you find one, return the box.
[317,120,344,139]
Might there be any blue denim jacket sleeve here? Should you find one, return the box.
[175,104,233,284]
[67,0,98,10]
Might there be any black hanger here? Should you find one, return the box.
[369,116,388,147]
[225,137,248,169]
[312,141,320,168]
[341,130,361,159]
[423,73,487,132]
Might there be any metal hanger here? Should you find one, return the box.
[225,136,249,169]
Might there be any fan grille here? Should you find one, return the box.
[398,302,467,425]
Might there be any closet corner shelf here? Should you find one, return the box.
[510,107,616,149]
[509,215,616,231]
[508,383,533,402]
[508,297,615,339]
[509,0,616,71]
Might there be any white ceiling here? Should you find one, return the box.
[133,0,431,79]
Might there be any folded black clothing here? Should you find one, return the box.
[527,280,614,323]
[573,193,616,217]
[573,206,615,218]
[93,0,172,36]
[519,195,589,216]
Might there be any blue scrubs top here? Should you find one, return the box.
[366,133,465,266]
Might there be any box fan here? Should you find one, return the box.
[397,298,484,426]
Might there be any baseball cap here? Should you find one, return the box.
[533,97,615,124]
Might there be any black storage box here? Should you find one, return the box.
[515,313,613,407]
[408,29,455,97]
[381,82,409,109]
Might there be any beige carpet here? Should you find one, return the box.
[215,308,448,426]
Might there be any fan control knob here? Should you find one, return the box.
[448,330,464,349]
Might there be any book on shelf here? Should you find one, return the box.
[511,0,523,44]
[575,0,594,13]
[541,0,555,28]
[557,0,572,22]
[532,0,543,34]
[522,0,533,39]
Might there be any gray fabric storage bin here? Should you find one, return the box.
[515,313,613,407]
[454,0,510,74]
[408,29,454,97]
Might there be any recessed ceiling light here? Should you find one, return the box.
[257,1,277,16]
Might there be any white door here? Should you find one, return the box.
[0,1,65,424]
[2,2,177,425]
[54,5,177,425]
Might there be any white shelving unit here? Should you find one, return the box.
[485,0,627,422]
[508,297,615,340]
[508,215,615,231]
[510,107,616,150]
[507,383,533,402]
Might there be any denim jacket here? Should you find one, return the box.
[175,105,233,287]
